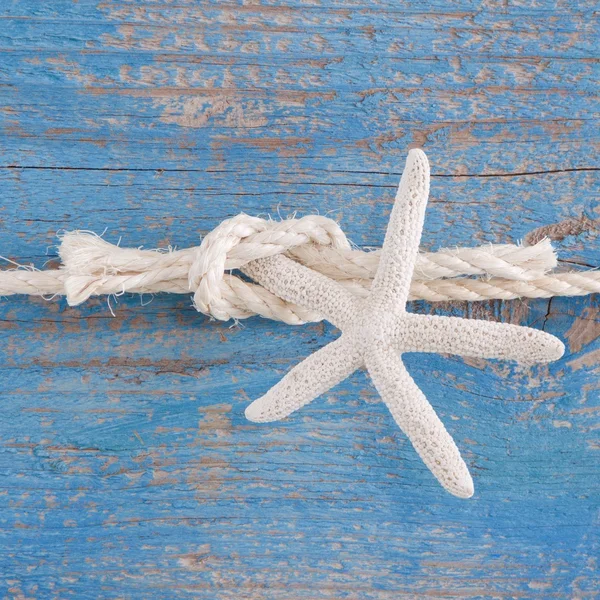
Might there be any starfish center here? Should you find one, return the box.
[350,309,400,355]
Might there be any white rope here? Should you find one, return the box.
[0,214,597,324]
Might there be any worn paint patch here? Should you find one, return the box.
[158,96,269,129]
[525,215,600,245]
[565,306,600,354]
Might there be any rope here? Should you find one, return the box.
[0,214,597,325]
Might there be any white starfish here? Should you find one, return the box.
[242,149,564,498]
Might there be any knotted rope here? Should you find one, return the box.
[0,214,597,324]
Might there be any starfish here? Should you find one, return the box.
[242,149,564,498]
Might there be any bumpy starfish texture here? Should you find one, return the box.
[242,149,565,498]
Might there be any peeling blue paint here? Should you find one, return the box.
[0,1,598,597]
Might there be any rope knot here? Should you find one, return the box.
[58,213,350,322]
[188,214,350,320]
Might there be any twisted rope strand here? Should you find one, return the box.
[2,263,597,324]
[287,240,556,282]
[0,214,597,324]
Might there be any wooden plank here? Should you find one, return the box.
[0,1,598,598]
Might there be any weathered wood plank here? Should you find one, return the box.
[0,1,598,598]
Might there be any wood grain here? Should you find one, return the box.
[0,1,598,598]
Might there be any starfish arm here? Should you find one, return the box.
[371,149,430,312]
[365,347,474,498]
[395,314,565,364]
[245,336,363,423]
[242,254,357,329]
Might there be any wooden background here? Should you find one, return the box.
[1,1,599,598]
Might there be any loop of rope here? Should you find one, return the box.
[0,213,597,324]
[187,214,350,320]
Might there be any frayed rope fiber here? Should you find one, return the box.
[0,212,597,325]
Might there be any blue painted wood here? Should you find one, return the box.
[0,1,598,597]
